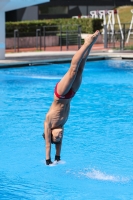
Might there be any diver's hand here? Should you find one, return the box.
[46,158,53,165]
[55,155,60,161]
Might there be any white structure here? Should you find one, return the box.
[90,10,124,41]
[0,0,49,59]
[126,9,133,43]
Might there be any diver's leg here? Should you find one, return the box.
[71,37,96,92]
[56,30,100,96]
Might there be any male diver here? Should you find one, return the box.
[43,30,100,165]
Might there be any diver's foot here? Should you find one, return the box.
[84,30,100,46]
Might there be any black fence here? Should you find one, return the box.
[5,23,133,52]
[6,25,82,52]
[104,23,133,50]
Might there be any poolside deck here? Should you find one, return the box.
[0,44,133,68]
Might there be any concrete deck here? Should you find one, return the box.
[0,49,133,68]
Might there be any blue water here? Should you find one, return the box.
[0,60,133,200]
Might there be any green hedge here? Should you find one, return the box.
[6,20,58,37]
[6,18,103,37]
[52,18,103,33]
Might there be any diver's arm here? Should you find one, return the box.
[44,121,52,164]
[55,135,63,161]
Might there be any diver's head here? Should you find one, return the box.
[51,127,63,144]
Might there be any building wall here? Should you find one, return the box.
[49,0,132,6]
[6,0,133,22]
[38,0,133,19]
[49,0,114,6]
[6,6,38,21]
[39,5,115,19]
[69,5,114,16]
[17,6,38,21]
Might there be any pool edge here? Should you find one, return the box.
[0,54,133,68]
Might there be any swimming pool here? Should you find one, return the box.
[0,60,133,200]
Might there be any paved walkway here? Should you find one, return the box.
[5,43,107,53]
[0,44,133,68]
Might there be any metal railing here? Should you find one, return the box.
[43,25,81,51]
[6,25,82,52]
[6,23,133,52]
[104,23,133,50]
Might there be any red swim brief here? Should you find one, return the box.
[54,83,75,99]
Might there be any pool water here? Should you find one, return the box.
[0,60,133,200]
